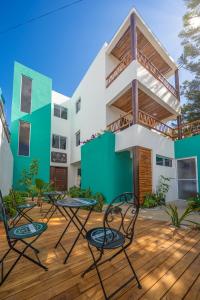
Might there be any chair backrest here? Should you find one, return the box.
[103,192,139,245]
[0,190,10,239]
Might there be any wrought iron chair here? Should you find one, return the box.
[10,190,36,226]
[0,190,48,285]
[82,192,141,299]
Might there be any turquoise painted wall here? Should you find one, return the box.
[175,135,200,190]
[81,131,133,203]
[11,62,52,189]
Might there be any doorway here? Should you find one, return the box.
[50,167,68,191]
[177,157,198,199]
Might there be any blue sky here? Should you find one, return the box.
[0,0,187,124]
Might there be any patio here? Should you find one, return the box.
[0,204,200,300]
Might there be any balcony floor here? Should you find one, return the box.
[0,204,200,300]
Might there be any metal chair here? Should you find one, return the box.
[82,192,141,299]
[0,190,48,285]
[10,190,36,226]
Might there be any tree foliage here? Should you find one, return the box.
[179,0,200,122]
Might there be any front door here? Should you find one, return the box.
[177,158,198,199]
[50,167,68,191]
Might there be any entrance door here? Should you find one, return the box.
[177,158,198,199]
[50,167,68,191]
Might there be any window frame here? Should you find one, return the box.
[156,155,173,167]
[20,75,32,114]
[75,98,81,114]
[53,104,68,120]
[18,120,31,157]
[52,134,67,150]
[75,130,80,147]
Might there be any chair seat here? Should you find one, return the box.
[86,227,125,249]
[17,203,36,209]
[8,222,47,239]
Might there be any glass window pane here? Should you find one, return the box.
[76,99,81,113]
[21,75,32,113]
[177,158,196,179]
[178,180,197,199]
[61,107,67,120]
[156,156,163,166]
[18,121,30,156]
[76,131,80,146]
[54,104,60,118]
[165,158,172,167]
[60,136,66,150]
[52,135,59,148]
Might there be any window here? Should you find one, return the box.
[156,155,172,167]
[177,158,197,199]
[21,75,32,113]
[54,104,68,120]
[52,134,67,150]
[75,131,80,146]
[76,98,81,113]
[18,121,30,156]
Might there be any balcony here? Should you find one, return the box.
[107,110,200,140]
[106,50,178,99]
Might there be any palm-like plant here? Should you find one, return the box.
[166,204,195,228]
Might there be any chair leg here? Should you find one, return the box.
[20,239,40,253]
[86,245,108,300]
[123,248,142,289]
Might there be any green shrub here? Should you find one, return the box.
[142,193,160,208]
[187,194,200,211]
[68,186,105,212]
[3,189,25,218]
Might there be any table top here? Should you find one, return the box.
[56,198,97,208]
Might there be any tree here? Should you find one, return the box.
[179,0,200,122]
[19,159,39,195]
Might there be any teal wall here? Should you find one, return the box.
[11,62,52,189]
[175,135,200,190]
[81,131,133,203]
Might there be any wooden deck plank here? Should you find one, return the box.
[184,273,200,300]
[0,204,199,300]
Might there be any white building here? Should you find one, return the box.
[0,89,13,196]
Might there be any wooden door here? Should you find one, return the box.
[50,167,68,191]
[133,147,152,204]
[139,147,152,203]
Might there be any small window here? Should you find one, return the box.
[156,155,172,167]
[52,134,67,150]
[76,131,80,146]
[54,104,68,120]
[52,135,59,149]
[18,121,30,156]
[54,105,60,118]
[77,168,81,176]
[21,75,32,113]
[61,107,67,120]
[76,98,81,114]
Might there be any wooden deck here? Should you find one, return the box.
[0,205,200,300]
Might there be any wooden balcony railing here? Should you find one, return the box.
[106,51,132,87]
[106,49,178,99]
[174,119,200,139]
[107,110,200,140]
[138,110,174,138]
[107,110,133,132]
[137,50,178,99]
[107,110,174,138]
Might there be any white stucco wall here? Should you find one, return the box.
[115,124,177,201]
[69,44,108,164]
[0,115,13,196]
[51,91,70,168]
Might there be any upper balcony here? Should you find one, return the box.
[105,10,180,110]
